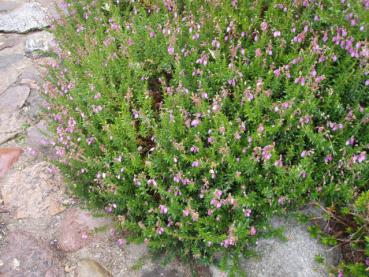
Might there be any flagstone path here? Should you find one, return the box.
[0,1,340,276]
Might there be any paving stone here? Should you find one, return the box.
[0,54,28,95]
[26,120,54,158]
[0,85,30,113]
[0,147,22,178]
[0,67,19,94]
[0,112,25,145]
[0,230,64,277]
[0,2,49,33]
[141,267,183,277]
[0,35,21,51]
[209,266,228,277]
[1,161,66,219]
[0,1,19,13]
[57,208,112,252]
[75,259,112,277]
[0,54,23,69]
[237,217,340,277]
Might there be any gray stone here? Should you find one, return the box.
[1,161,66,219]
[0,2,49,33]
[0,86,30,113]
[23,88,46,121]
[75,259,112,277]
[210,266,228,277]
[0,55,28,95]
[0,1,19,13]
[141,267,182,277]
[57,208,111,252]
[0,231,64,276]
[0,54,23,69]
[0,67,18,95]
[25,31,55,57]
[0,35,21,51]
[26,120,54,158]
[237,217,340,277]
[0,112,25,145]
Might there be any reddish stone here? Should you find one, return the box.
[0,147,22,177]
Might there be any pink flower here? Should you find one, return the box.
[76,25,84,33]
[92,105,103,113]
[110,22,120,31]
[274,155,283,167]
[255,48,262,57]
[294,76,305,86]
[273,31,281,37]
[191,161,200,167]
[250,226,257,236]
[244,209,252,217]
[222,237,236,248]
[214,189,223,198]
[183,209,190,217]
[212,39,220,49]
[257,125,264,134]
[260,21,268,32]
[324,154,333,164]
[245,91,254,101]
[156,227,164,235]
[55,146,65,157]
[262,145,273,160]
[357,152,367,163]
[190,146,199,153]
[191,119,200,127]
[86,137,95,145]
[147,179,157,186]
[346,137,355,146]
[278,196,286,205]
[117,238,126,247]
[167,46,174,55]
[173,175,180,183]
[159,205,168,214]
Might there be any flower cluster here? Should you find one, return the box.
[48,0,369,273]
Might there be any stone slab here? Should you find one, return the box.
[57,208,112,252]
[0,231,64,276]
[0,2,49,33]
[238,218,340,277]
[1,161,66,219]
[0,85,30,113]
[0,112,25,145]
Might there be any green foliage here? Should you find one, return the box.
[48,0,369,273]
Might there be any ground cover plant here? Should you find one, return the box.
[48,0,369,275]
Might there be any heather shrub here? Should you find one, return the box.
[47,0,369,273]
